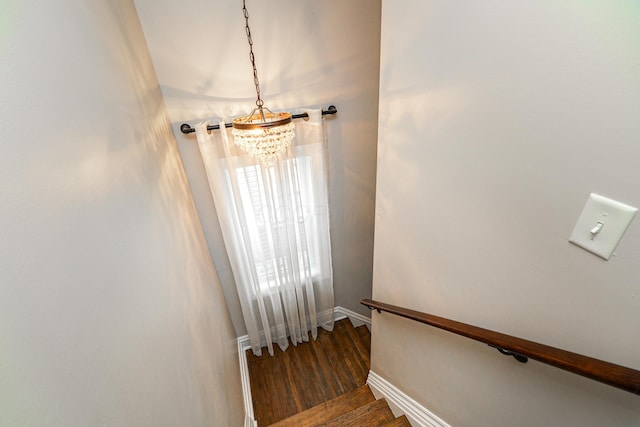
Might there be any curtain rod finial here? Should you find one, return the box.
[180,123,194,134]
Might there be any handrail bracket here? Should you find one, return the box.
[364,303,381,313]
[488,344,528,363]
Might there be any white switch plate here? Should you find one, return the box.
[569,194,637,260]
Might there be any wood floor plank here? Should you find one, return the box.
[331,320,369,386]
[248,349,297,426]
[249,346,301,426]
[286,339,331,410]
[275,346,305,416]
[356,325,371,353]
[317,323,358,393]
[330,320,369,387]
[269,385,375,427]
[309,330,343,399]
[381,415,413,426]
[316,398,395,427]
[342,321,371,375]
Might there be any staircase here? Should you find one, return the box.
[268,384,410,426]
[247,318,411,426]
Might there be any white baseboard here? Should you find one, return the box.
[237,306,372,427]
[334,306,372,329]
[367,370,451,427]
[237,335,257,427]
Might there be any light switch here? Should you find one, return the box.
[569,194,637,260]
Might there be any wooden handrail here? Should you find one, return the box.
[361,298,640,395]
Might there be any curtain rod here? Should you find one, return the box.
[179,105,337,134]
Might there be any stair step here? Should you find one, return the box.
[250,317,374,426]
[269,385,376,427]
[381,415,412,426]
[317,398,395,427]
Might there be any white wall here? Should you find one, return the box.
[134,0,381,335]
[373,1,640,426]
[0,1,243,425]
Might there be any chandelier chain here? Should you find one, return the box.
[242,0,263,109]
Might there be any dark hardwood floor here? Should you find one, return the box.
[247,318,371,427]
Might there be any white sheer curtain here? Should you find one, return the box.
[195,109,334,356]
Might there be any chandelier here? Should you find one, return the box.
[232,0,295,167]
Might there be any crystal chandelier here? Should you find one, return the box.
[232,0,295,167]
